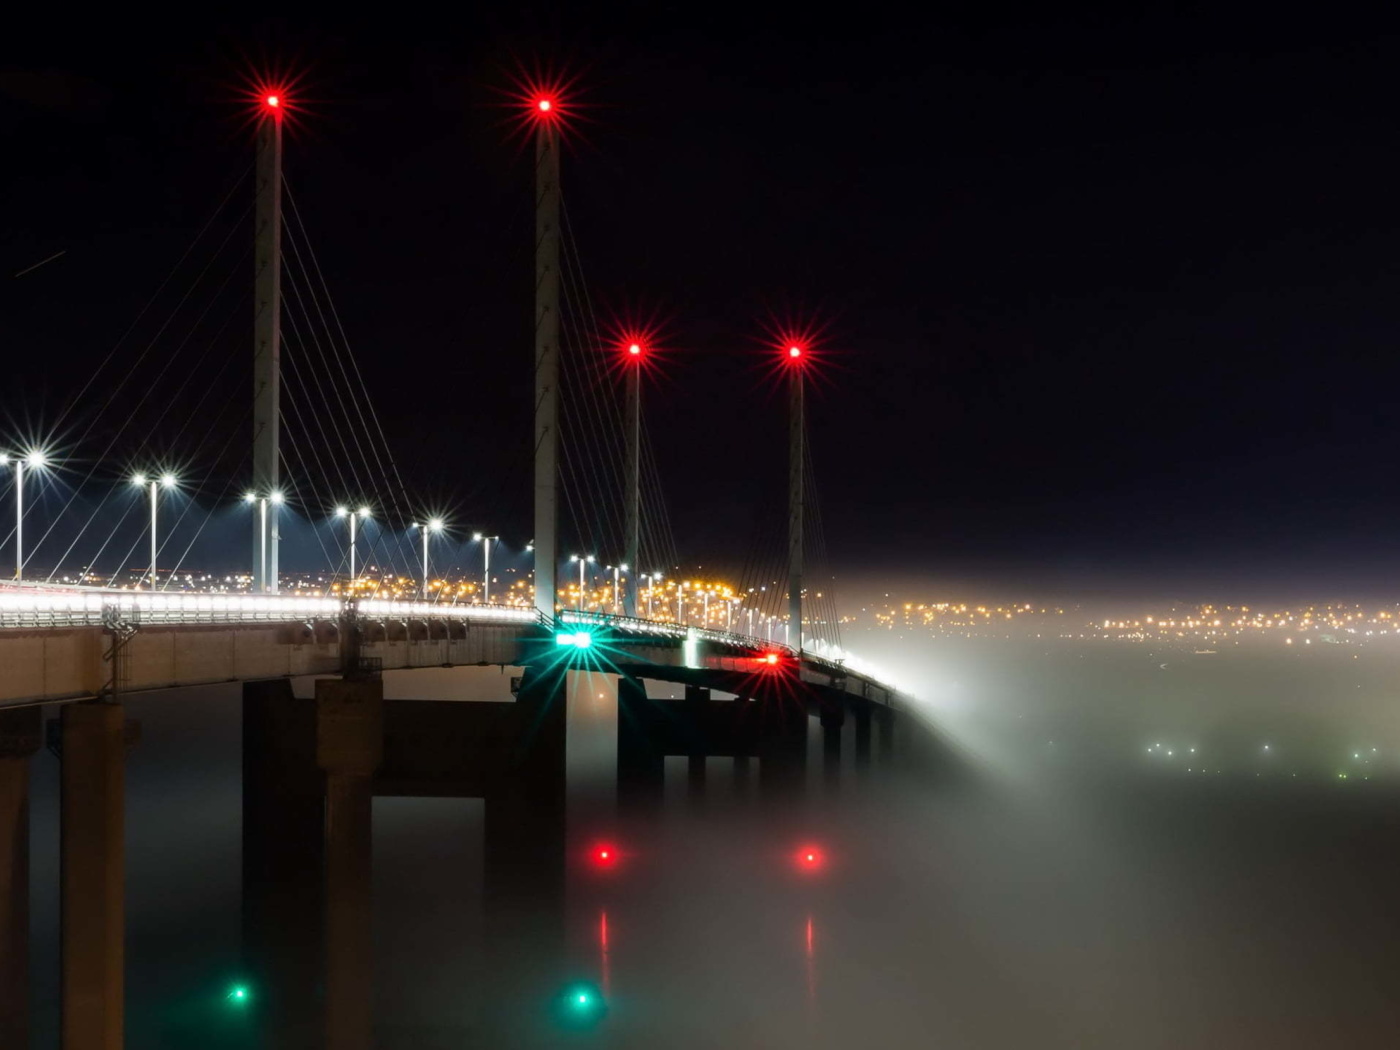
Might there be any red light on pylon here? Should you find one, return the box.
[607,322,664,375]
[538,98,553,113]
[788,345,803,359]
[265,94,280,108]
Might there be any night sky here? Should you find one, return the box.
[7,9,1400,596]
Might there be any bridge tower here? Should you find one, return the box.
[252,92,283,593]
[622,337,645,618]
[533,97,561,618]
[787,343,807,651]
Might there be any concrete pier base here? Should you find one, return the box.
[243,679,323,1050]
[316,677,383,1050]
[854,705,872,772]
[61,701,135,1050]
[0,706,41,1048]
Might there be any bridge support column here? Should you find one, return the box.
[758,698,807,800]
[0,707,41,1048]
[316,677,383,1050]
[853,705,872,773]
[61,701,136,1050]
[617,678,663,814]
[243,680,323,1049]
[733,754,752,797]
[484,665,567,1043]
[877,709,895,764]
[820,703,844,790]
[684,686,709,807]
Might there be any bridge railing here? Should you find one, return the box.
[0,589,543,630]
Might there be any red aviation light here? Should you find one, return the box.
[265,94,280,109]
[628,343,642,357]
[788,345,803,360]
[760,651,784,668]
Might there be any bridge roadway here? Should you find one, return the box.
[0,586,904,710]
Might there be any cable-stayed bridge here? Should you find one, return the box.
[0,82,918,1050]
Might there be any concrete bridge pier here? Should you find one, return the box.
[60,701,138,1050]
[483,664,568,1044]
[242,680,324,1050]
[853,704,872,773]
[733,753,752,797]
[0,706,41,1047]
[316,677,383,1050]
[617,678,663,814]
[684,686,709,806]
[757,696,808,799]
[877,708,896,764]
[819,702,844,790]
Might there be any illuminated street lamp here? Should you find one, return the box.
[472,532,499,604]
[244,490,284,593]
[335,505,371,582]
[1,450,48,581]
[570,554,595,611]
[132,472,177,589]
[606,563,628,615]
[641,571,662,619]
[412,518,443,599]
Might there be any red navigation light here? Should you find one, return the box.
[761,651,783,668]
[538,98,553,113]
[590,843,619,869]
[788,345,803,359]
[265,94,280,108]
[795,845,826,872]
[628,343,642,356]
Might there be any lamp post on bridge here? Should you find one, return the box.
[335,506,370,584]
[1,450,48,582]
[642,571,661,619]
[412,519,443,600]
[244,490,284,593]
[606,563,627,615]
[131,473,177,590]
[472,533,498,603]
[570,554,595,611]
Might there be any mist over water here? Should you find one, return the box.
[22,626,1400,1047]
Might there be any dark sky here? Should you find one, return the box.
[6,8,1400,595]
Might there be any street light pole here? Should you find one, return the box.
[134,474,177,590]
[4,451,48,582]
[570,554,594,611]
[416,519,442,600]
[336,506,371,583]
[473,534,498,604]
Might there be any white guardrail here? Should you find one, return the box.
[0,587,542,629]
[0,586,903,696]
